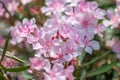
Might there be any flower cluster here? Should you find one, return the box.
[103,0,120,28]
[10,0,106,80]
[1,57,17,68]
[103,0,120,59]
[0,0,32,18]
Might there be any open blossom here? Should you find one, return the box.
[83,2,106,19]
[78,31,100,54]
[43,61,66,80]
[43,60,75,80]
[62,65,75,80]
[29,57,47,71]
[94,24,105,38]
[77,13,98,32]
[16,18,38,38]
[103,8,120,28]
[10,27,24,45]
[6,0,19,15]
[41,0,67,16]
[10,18,38,45]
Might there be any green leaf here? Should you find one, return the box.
[79,68,87,80]
[0,72,4,80]
[0,64,6,70]
[87,63,117,77]
[0,33,10,62]
[82,50,111,67]
[78,50,86,64]
[5,66,30,72]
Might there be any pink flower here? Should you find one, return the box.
[0,3,5,16]
[63,6,82,26]
[10,0,105,79]
[29,57,47,71]
[90,2,106,18]
[61,39,80,62]
[106,38,120,60]
[77,13,97,32]
[17,18,37,37]
[43,61,66,80]
[84,40,100,54]
[103,8,120,28]
[10,18,38,45]
[0,36,5,47]
[41,0,67,15]
[10,27,24,45]
[2,0,12,4]
[94,24,105,38]
[1,57,17,68]
[79,32,100,54]
[112,40,120,54]
[62,65,75,80]
[6,0,19,15]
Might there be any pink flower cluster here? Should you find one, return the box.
[0,0,32,17]
[10,0,105,79]
[0,0,19,17]
[1,57,17,68]
[103,0,120,28]
[103,0,120,59]
[106,37,120,59]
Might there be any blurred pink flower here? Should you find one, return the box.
[0,3,5,16]
[106,38,120,59]
[0,36,5,47]
[6,0,19,15]
[112,40,120,53]
[103,8,120,28]
[112,40,120,59]
[41,0,67,15]
[1,57,17,68]
[21,0,32,5]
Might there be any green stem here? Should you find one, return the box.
[82,50,111,67]
[0,48,26,64]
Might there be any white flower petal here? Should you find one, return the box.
[85,46,92,54]
[90,41,100,50]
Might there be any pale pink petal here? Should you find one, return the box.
[89,41,100,50]
[85,46,92,54]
